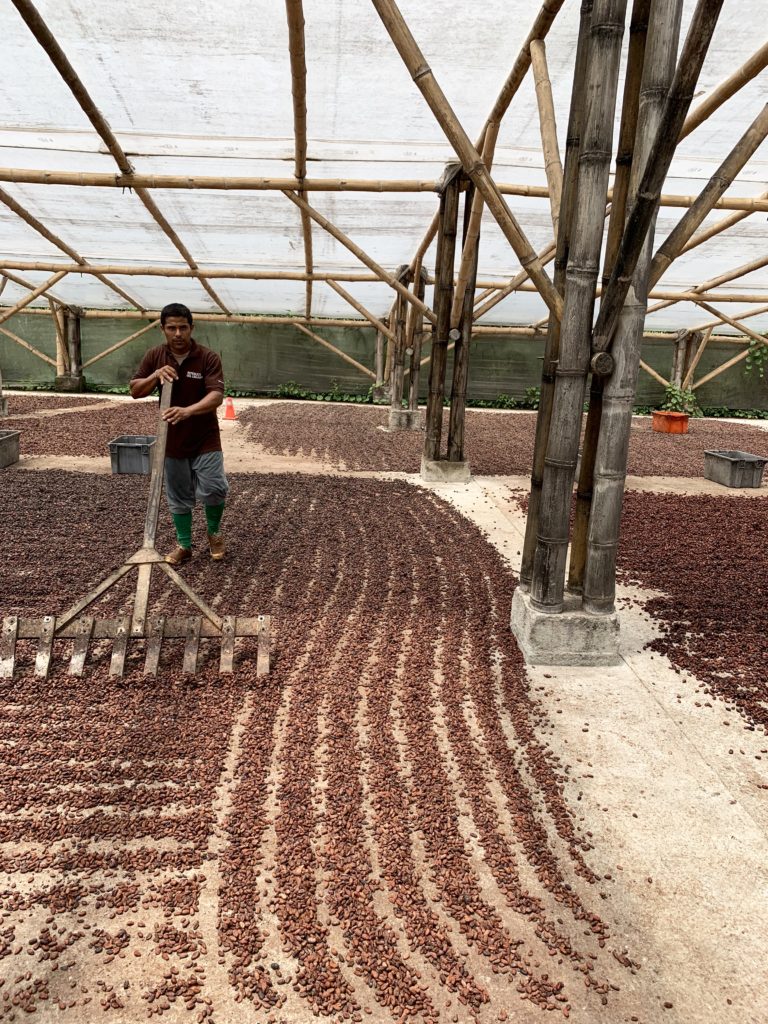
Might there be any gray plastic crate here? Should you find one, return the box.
[108,434,156,475]
[703,449,768,488]
[0,429,20,469]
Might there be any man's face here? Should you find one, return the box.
[161,316,192,356]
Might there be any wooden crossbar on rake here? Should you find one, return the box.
[0,382,270,680]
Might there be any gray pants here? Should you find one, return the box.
[164,451,229,514]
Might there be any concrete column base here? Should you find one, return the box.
[420,457,471,483]
[372,384,390,403]
[388,408,422,431]
[510,588,621,666]
[55,374,86,393]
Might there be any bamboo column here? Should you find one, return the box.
[530,0,628,612]
[407,266,427,412]
[447,185,479,463]
[680,40,768,139]
[285,0,314,319]
[648,103,768,288]
[568,0,651,595]
[591,0,726,360]
[423,169,461,463]
[518,0,594,592]
[582,0,684,615]
[49,298,68,376]
[64,308,84,389]
[389,266,410,426]
[374,328,386,392]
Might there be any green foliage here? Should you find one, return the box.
[467,387,540,411]
[273,379,371,404]
[743,338,768,380]
[697,405,768,420]
[659,383,702,417]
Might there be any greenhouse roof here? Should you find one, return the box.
[0,0,766,337]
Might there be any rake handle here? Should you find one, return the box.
[143,380,172,549]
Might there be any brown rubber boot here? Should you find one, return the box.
[208,533,226,561]
[165,546,192,566]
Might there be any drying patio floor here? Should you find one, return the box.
[0,395,766,1024]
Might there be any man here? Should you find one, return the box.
[130,303,228,565]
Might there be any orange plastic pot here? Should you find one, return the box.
[652,410,689,434]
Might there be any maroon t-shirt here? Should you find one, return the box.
[132,339,224,459]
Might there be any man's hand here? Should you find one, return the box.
[163,406,191,425]
[155,366,178,385]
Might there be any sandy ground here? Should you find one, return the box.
[2,398,767,1024]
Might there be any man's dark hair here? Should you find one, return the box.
[160,302,193,326]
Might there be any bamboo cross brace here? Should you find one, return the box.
[639,359,670,387]
[682,327,713,389]
[0,271,68,327]
[691,345,753,391]
[326,280,397,343]
[691,299,768,349]
[529,39,563,236]
[81,320,160,370]
[370,0,562,322]
[591,0,726,356]
[649,102,768,289]
[647,252,768,318]
[282,188,437,325]
[0,324,56,366]
[680,40,768,139]
[294,322,376,379]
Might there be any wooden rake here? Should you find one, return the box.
[0,383,270,680]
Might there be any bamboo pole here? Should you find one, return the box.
[682,326,713,388]
[326,280,397,343]
[423,172,461,462]
[3,267,68,308]
[582,0,684,615]
[293,323,376,379]
[49,298,68,375]
[688,302,768,335]
[0,186,145,310]
[680,40,768,139]
[569,0,651,597]
[450,124,499,330]
[639,359,669,387]
[0,261,382,281]
[9,0,231,315]
[591,0,726,359]
[691,346,753,390]
[649,103,768,288]
[530,39,564,236]
[388,266,411,420]
[0,271,68,327]
[601,0,651,290]
[530,0,629,612]
[472,242,558,322]
[81,320,160,369]
[519,0,595,593]
[371,0,563,322]
[0,324,56,366]
[680,190,768,256]
[691,299,768,348]
[646,252,768,318]
[407,264,427,411]
[285,0,313,319]
[282,189,437,325]
[447,186,479,462]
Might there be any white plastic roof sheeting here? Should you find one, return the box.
[0,0,767,333]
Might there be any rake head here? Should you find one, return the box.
[0,613,270,680]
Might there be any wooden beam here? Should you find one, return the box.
[81,320,160,369]
[282,188,438,324]
[370,0,563,322]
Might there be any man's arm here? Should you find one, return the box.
[130,364,177,399]
[163,388,223,425]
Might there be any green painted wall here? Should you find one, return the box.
[1,313,766,411]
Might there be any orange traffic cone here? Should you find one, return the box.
[223,396,237,421]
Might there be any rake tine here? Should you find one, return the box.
[182,617,202,675]
[69,616,94,677]
[219,616,236,674]
[144,615,165,677]
[0,616,18,680]
[34,616,56,679]
[109,616,131,678]
[256,615,270,677]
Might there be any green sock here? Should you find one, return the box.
[205,502,225,536]
[171,512,192,549]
